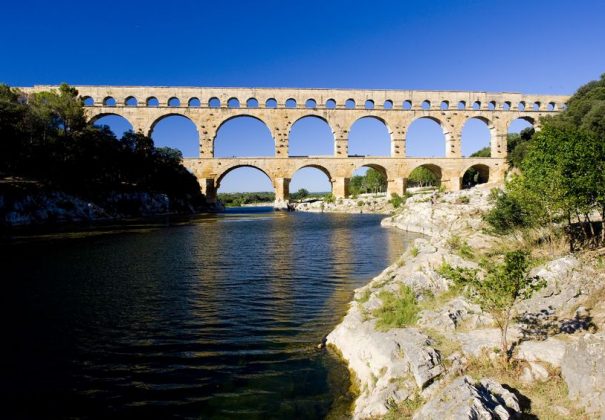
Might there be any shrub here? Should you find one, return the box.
[389,193,405,208]
[447,235,474,259]
[357,200,364,207]
[324,193,335,204]
[456,195,470,204]
[373,286,419,330]
[483,188,530,234]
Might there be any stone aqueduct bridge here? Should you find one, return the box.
[28,86,569,204]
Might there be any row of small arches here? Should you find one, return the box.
[84,95,564,112]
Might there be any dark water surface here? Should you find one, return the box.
[1,208,418,419]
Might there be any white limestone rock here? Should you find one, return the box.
[413,376,521,420]
[513,337,566,367]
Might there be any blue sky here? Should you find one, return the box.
[2,0,604,192]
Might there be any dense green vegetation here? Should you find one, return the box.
[484,74,605,248]
[407,166,439,188]
[0,83,206,213]
[349,168,387,195]
[217,191,275,207]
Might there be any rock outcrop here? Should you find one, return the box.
[413,376,521,420]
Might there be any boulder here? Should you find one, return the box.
[561,332,605,416]
[413,376,521,419]
[514,337,566,367]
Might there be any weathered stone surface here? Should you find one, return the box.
[519,361,550,384]
[453,328,520,357]
[561,332,605,416]
[326,308,443,418]
[514,337,566,367]
[413,376,520,419]
[418,297,492,332]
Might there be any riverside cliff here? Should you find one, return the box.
[327,187,605,419]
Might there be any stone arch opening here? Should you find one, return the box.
[147,96,159,107]
[305,98,317,109]
[290,165,332,196]
[461,117,493,157]
[384,100,393,110]
[348,116,390,157]
[150,114,199,158]
[406,117,447,157]
[265,98,277,108]
[246,98,259,108]
[209,97,221,108]
[458,101,466,110]
[188,97,201,107]
[403,100,412,110]
[288,116,334,157]
[227,97,240,108]
[214,115,274,158]
[168,97,180,107]
[285,98,297,108]
[326,99,336,109]
[472,101,481,110]
[365,100,374,110]
[91,114,133,138]
[407,164,442,189]
[461,164,490,189]
[350,164,388,196]
[82,96,94,106]
[345,99,355,109]
[103,96,116,107]
[421,100,431,110]
[216,165,274,195]
[440,101,449,110]
[503,101,511,111]
[488,101,496,110]
[125,96,137,107]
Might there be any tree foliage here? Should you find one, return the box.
[0,83,205,212]
[484,74,605,247]
[349,168,387,195]
[407,166,439,188]
[440,251,545,358]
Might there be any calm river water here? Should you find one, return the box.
[1,208,418,419]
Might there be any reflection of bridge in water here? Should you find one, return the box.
[26,86,569,204]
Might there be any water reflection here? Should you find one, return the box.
[0,210,420,418]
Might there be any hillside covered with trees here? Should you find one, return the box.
[0,84,208,225]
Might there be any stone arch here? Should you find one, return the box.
[289,164,333,194]
[91,113,134,138]
[149,113,200,158]
[406,116,448,157]
[215,164,273,190]
[103,96,116,106]
[461,164,490,189]
[350,163,388,195]
[406,163,442,188]
[348,116,391,157]
[461,116,494,157]
[288,115,334,157]
[213,115,275,158]
[147,96,159,107]
[188,97,201,107]
[82,96,94,106]
[168,97,180,107]
[125,96,137,107]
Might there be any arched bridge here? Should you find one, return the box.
[26,85,570,204]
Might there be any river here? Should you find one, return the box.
[0,208,418,419]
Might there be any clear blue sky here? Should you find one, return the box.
[2,0,604,192]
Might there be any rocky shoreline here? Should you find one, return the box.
[326,187,605,419]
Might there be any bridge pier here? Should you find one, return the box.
[387,177,407,197]
[199,178,217,203]
[332,177,349,199]
[274,177,290,208]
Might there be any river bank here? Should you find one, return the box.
[327,186,605,419]
[0,180,214,228]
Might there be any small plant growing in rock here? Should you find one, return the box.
[389,193,405,208]
[410,246,419,257]
[440,251,545,359]
[373,286,419,330]
[447,235,474,259]
[357,200,364,207]
[456,195,470,204]
[324,193,335,204]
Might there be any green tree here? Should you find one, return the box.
[408,166,438,188]
[363,168,387,194]
[442,251,545,358]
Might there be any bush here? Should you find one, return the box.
[456,195,470,204]
[389,192,405,208]
[483,188,530,234]
[373,286,419,330]
[324,193,335,204]
[357,200,364,207]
